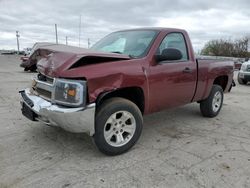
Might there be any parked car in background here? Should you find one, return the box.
[234,60,243,70]
[20,56,29,61]
[20,28,234,155]
[24,47,32,56]
[20,42,54,71]
[238,59,250,84]
[0,50,15,55]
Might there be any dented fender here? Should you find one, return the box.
[86,65,147,103]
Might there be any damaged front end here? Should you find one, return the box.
[19,45,132,134]
[19,73,96,135]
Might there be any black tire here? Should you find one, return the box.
[94,97,143,155]
[237,73,247,85]
[200,85,224,118]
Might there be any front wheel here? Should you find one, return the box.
[200,85,224,118]
[94,98,143,155]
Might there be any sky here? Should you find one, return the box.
[0,0,250,52]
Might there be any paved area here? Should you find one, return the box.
[0,55,250,188]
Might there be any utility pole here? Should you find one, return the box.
[88,38,90,48]
[79,15,81,47]
[16,31,20,54]
[66,36,68,45]
[55,24,58,44]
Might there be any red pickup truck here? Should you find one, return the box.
[20,28,234,155]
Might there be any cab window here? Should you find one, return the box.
[158,33,188,61]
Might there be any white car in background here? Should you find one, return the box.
[238,60,250,84]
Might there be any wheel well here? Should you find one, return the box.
[96,87,145,114]
[213,76,228,91]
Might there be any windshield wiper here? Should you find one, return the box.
[128,54,136,59]
[110,51,136,59]
[110,51,122,54]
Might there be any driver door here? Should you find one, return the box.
[148,32,197,113]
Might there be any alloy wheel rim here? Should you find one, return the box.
[104,111,136,147]
[212,91,222,112]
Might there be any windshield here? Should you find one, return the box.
[91,30,158,58]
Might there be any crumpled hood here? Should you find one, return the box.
[36,45,130,77]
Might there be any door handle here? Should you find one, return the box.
[183,67,192,73]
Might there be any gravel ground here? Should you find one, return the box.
[0,55,250,188]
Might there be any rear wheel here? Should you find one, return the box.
[94,98,143,155]
[200,85,223,118]
[238,73,247,85]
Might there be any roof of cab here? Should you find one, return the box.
[116,27,186,33]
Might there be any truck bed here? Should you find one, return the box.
[192,58,234,102]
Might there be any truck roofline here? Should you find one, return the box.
[114,27,187,33]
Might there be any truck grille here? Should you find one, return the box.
[37,73,54,84]
[36,88,52,99]
[32,73,54,101]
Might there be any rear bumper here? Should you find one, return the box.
[20,88,96,136]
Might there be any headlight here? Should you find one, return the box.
[53,79,86,107]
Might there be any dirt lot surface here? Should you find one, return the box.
[0,55,250,188]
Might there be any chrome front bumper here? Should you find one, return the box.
[239,70,250,80]
[20,88,96,136]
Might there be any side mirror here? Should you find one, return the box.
[156,48,183,62]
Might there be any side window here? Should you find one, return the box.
[158,33,188,61]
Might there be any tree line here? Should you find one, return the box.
[201,37,250,58]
